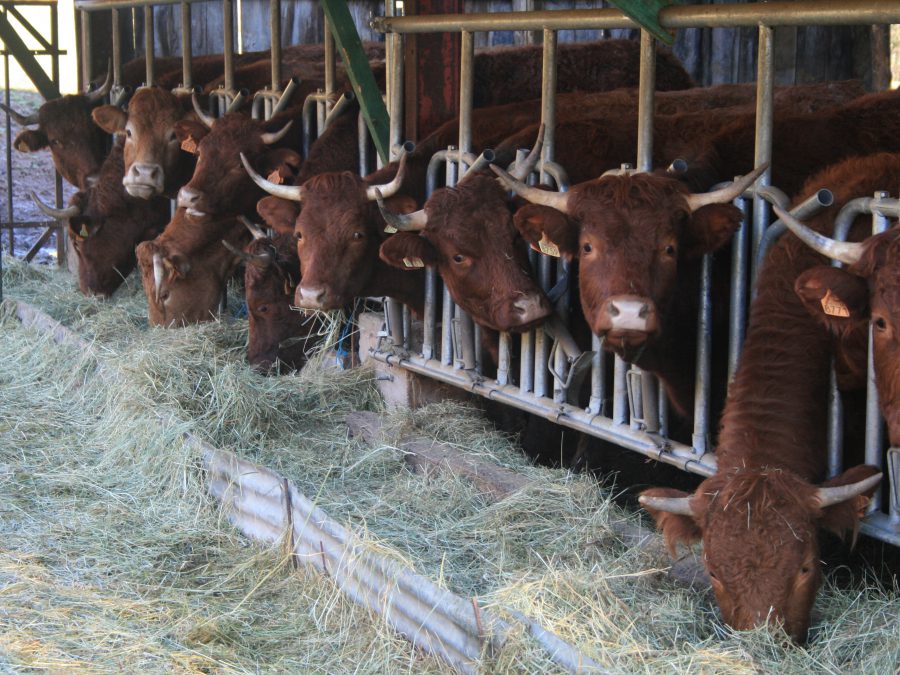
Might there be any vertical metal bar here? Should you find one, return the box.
[692,254,712,454]
[50,2,59,86]
[588,335,605,416]
[750,25,774,284]
[270,0,281,91]
[143,5,154,86]
[497,333,511,386]
[110,8,121,87]
[358,113,369,176]
[729,195,750,380]
[441,284,454,366]
[538,29,557,182]
[423,268,436,359]
[4,51,11,266]
[455,308,476,370]
[403,304,411,351]
[520,329,534,394]
[324,15,335,114]
[388,32,404,153]
[181,2,193,89]
[223,0,235,96]
[80,9,92,89]
[613,356,628,425]
[387,299,404,346]
[827,366,844,477]
[51,5,63,266]
[658,385,668,437]
[458,31,473,155]
[635,30,655,173]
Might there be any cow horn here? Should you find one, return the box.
[191,93,216,129]
[509,123,546,181]
[86,68,113,103]
[638,494,695,516]
[374,188,427,232]
[771,205,865,266]
[0,102,39,126]
[685,163,769,212]
[30,191,80,220]
[152,253,165,303]
[365,149,409,201]
[491,164,570,213]
[240,152,305,202]
[238,215,267,240]
[222,238,273,268]
[260,120,293,145]
[815,472,882,508]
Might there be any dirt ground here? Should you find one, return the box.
[1,90,77,265]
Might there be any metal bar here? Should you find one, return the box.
[497,332,511,386]
[143,5,154,85]
[270,0,281,91]
[370,1,900,34]
[387,31,403,153]
[79,8,91,88]
[749,25,774,282]
[441,285,453,366]
[110,8,121,86]
[728,195,750,381]
[322,0,391,163]
[827,365,843,478]
[458,31,473,155]
[181,1,192,89]
[24,227,54,262]
[538,29,556,183]
[692,254,712,454]
[613,356,627,425]
[605,0,675,44]
[588,335,605,416]
[423,268,436,360]
[635,30,655,173]
[77,0,227,9]
[4,47,11,272]
[223,0,234,95]
[324,14,335,114]
[5,6,53,51]
[0,8,61,99]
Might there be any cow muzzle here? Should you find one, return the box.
[594,295,659,344]
[506,293,552,331]
[176,186,207,218]
[294,285,328,310]
[123,162,164,198]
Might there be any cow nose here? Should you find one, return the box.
[512,294,552,325]
[124,163,164,197]
[599,295,659,334]
[295,285,327,309]
[130,163,160,181]
[177,187,199,209]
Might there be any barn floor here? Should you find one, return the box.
[0,257,897,673]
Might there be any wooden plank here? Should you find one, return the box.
[606,0,674,45]
[319,0,390,163]
[0,7,60,99]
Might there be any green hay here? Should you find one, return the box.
[1,257,898,673]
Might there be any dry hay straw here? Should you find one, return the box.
[0,257,898,673]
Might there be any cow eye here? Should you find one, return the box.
[125,128,132,138]
[257,304,269,314]
[353,232,364,240]
[168,132,177,142]
[800,565,811,575]
[50,139,62,147]
[665,244,676,256]
[582,243,593,253]
[874,316,887,331]
[159,290,170,302]
[453,254,465,263]
[295,232,302,241]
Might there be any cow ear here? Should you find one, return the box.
[639,487,702,557]
[68,217,102,240]
[257,196,299,235]
[13,129,48,152]
[92,105,127,134]
[513,203,579,261]
[817,464,881,541]
[174,120,208,154]
[683,203,742,257]
[379,194,419,236]
[379,233,438,270]
[795,266,870,334]
[257,148,304,185]
[165,252,191,280]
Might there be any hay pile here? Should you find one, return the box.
[1,258,897,672]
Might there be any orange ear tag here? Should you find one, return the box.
[266,170,284,185]
[180,136,198,154]
[537,233,560,258]
[821,289,850,318]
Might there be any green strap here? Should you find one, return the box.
[607,0,676,45]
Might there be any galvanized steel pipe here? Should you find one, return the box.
[180,1,193,90]
[143,5,154,85]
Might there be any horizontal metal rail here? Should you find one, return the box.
[75,0,214,10]
[371,1,900,34]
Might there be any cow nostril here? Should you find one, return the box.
[150,168,159,180]
[608,304,620,317]
[638,304,650,319]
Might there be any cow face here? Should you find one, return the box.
[511,174,742,351]
[242,235,317,371]
[94,88,192,199]
[10,95,108,189]
[795,227,900,446]
[379,174,552,332]
[641,464,880,643]
[175,113,298,219]
[136,221,245,326]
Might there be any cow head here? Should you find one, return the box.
[93,87,194,199]
[136,218,246,326]
[493,164,766,351]
[227,219,315,371]
[640,465,881,643]
[248,151,416,310]
[3,72,112,189]
[776,207,900,446]
[377,145,552,332]
[174,100,298,219]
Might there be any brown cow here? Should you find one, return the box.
[1,73,112,189]
[92,87,198,199]
[226,217,323,371]
[639,164,884,643]
[29,139,169,296]
[136,214,248,327]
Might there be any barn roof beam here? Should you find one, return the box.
[0,6,61,100]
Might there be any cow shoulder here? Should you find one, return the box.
[257,196,299,236]
[513,203,579,261]
[795,265,869,333]
[683,203,743,257]
[380,232,438,270]
[92,105,127,134]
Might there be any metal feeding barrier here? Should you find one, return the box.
[370,1,900,546]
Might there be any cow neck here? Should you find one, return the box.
[164,154,197,200]
[365,259,426,316]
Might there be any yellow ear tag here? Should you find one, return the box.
[79,224,90,238]
[821,289,850,318]
[266,169,284,185]
[402,257,424,268]
[180,136,198,154]
[383,224,398,234]
[538,233,560,258]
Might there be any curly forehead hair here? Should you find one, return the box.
[573,173,689,212]
[303,171,366,195]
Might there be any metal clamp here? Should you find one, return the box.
[888,447,900,525]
